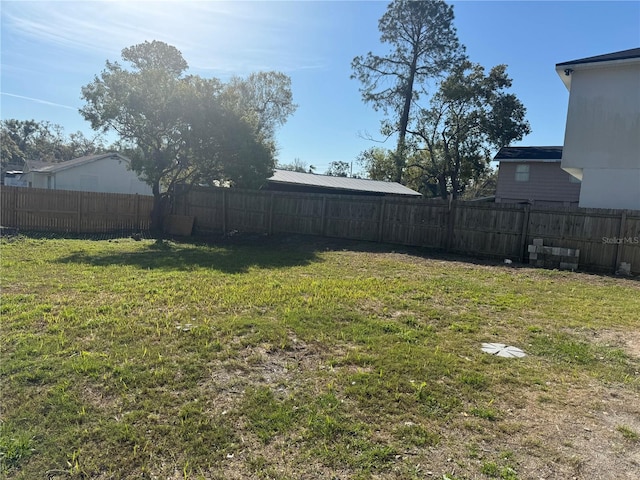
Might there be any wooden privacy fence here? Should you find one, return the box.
[2,185,639,274]
[176,186,640,275]
[1,186,154,233]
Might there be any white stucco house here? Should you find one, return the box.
[556,48,640,210]
[23,153,152,195]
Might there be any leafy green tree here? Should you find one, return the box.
[1,120,41,168]
[325,161,351,177]
[351,0,463,183]
[277,158,315,173]
[81,41,195,230]
[460,168,498,200]
[222,72,298,144]
[186,75,274,189]
[80,40,282,232]
[408,61,530,198]
[357,147,395,181]
[1,119,105,170]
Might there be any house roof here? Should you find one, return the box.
[27,153,130,173]
[556,48,640,68]
[267,169,422,196]
[556,48,640,90]
[494,146,563,162]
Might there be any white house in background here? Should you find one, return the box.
[4,169,27,187]
[23,153,152,196]
[556,47,640,210]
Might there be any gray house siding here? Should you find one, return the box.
[496,161,581,206]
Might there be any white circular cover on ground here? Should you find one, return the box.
[481,343,526,358]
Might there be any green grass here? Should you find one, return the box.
[617,425,639,442]
[1,235,639,479]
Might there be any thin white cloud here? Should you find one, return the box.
[1,92,77,110]
[2,1,329,76]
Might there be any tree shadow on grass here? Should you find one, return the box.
[47,231,640,281]
[55,237,322,274]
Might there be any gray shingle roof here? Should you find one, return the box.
[268,170,421,196]
[556,48,640,67]
[494,146,563,162]
[28,153,129,173]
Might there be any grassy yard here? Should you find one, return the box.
[1,235,639,480]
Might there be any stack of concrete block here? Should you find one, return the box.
[528,238,579,271]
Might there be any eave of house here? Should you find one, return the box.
[498,158,561,164]
[555,47,640,90]
[493,146,563,163]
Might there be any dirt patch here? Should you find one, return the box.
[499,384,640,480]
[589,329,640,360]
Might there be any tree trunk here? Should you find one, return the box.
[438,174,448,200]
[394,51,420,184]
[149,181,167,236]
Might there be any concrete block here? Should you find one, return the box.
[533,238,544,246]
[543,246,553,254]
[552,247,561,256]
[535,260,545,267]
[575,249,580,258]
[529,253,538,260]
[528,244,537,253]
[617,262,632,275]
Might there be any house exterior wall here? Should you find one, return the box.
[29,173,48,189]
[561,62,640,210]
[579,168,640,210]
[28,156,152,195]
[495,161,581,206]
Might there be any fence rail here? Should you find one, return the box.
[2,185,639,274]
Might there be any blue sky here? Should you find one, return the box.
[1,1,639,175]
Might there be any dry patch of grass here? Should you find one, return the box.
[1,235,639,479]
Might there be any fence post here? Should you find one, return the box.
[446,199,456,252]
[614,210,627,272]
[519,204,531,263]
[221,189,227,234]
[135,194,141,231]
[77,190,82,234]
[268,193,275,235]
[181,186,188,216]
[377,198,386,242]
[13,186,19,228]
[320,196,327,237]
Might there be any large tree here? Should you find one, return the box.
[1,119,104,170]
[357,147,395,182]
[222,72,298,144]
[408,61,531,198]
[351,0,463,183]
[277,158,315,173]
[80,40,289,232]
[325,161,351,177]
